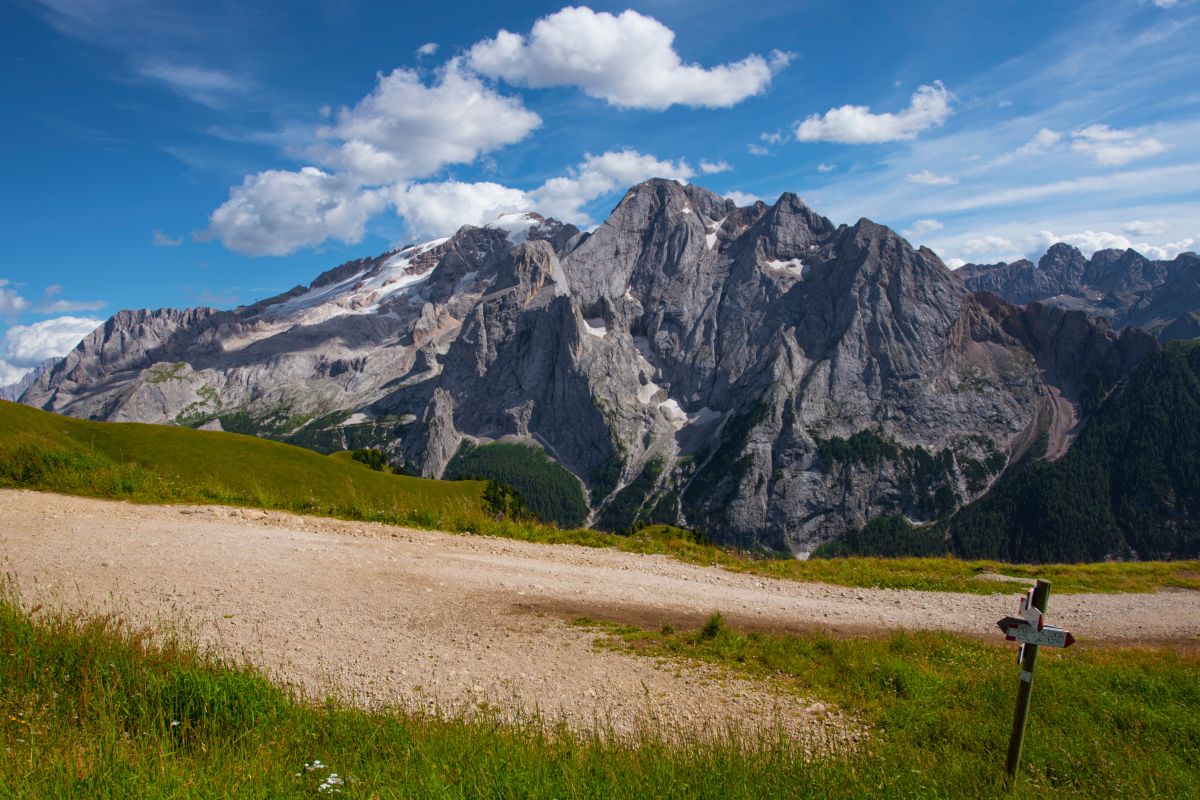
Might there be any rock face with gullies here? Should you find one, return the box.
[24,183,1156,553]
[958,244,1200,341]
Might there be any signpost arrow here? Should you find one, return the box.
[1013,624,1074,648]
[995,617,1075,648]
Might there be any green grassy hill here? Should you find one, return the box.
[0,400,486,524]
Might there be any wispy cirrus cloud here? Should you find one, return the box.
[133,60,248,107]
[1070,124,1168,166]
[906,169,958,186]
[34,285,106,314]
[29,0,256,108]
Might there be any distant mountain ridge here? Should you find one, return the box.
[958,243,1200,341]
[0,358,61,402]
[23,182,1184,558]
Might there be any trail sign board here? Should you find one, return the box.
[996,616,1075,648]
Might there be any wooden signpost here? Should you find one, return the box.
[995,579,1074,786]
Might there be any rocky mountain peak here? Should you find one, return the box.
[960,242,1200,341]
[22,180,1164,553]
[1037,242,1088,288]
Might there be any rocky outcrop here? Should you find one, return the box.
[959,245,1200,341]
[25,186,1158,553]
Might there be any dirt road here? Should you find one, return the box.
[2,490,1197,744]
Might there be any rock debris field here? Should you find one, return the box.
[3,490,1198,750]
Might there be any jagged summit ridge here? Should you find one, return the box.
[23,180,1156,553]
[958,243,1200,340]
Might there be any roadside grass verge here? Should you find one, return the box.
[3,596,1198,799]
[576,613,1200,799]
[3,400,1199,596]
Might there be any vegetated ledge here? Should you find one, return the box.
[1,400,1198,596]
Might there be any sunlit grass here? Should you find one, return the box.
[3,591,1197,798]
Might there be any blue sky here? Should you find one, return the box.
[2,0,1198,383]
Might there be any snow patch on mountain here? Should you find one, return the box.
[486,212,541,243]
[765,257,806,277]
[265,238,448,323]
[705,217,726,250]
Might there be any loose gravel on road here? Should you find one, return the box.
[3,490,1197,746]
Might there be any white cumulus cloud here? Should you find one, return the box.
[2,316,103,368]
[961,235,1017,255]
[530,149,693,224]
[1070,124,1167,167]
[906,169,958,186]
[1031,229,1196,260]
[208,167,389,256]
[0,280,30,319]
[795,81,954,143]
[390,149,695,236]
[1014,128,1061,158]
[466,6,788,110]
[416,42,439,57]
[0,360,27,386]
[698,159,731,174]
[1139,238,1196,260]
[392,181,533,240]
[725,191,762,206]
[316,60,542,184]
[817,163,836,173]
[903,218,943,237]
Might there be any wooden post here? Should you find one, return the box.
[1005,579,1051,785]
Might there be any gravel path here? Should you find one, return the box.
[2,490,1197,744]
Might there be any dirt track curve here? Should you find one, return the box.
[2,490,1197,745]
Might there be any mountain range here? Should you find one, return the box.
[18,180,1199,558]
[958,244,1200,341]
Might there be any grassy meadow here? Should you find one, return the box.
[1,593,1196,799]
[3,400,1200,596]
